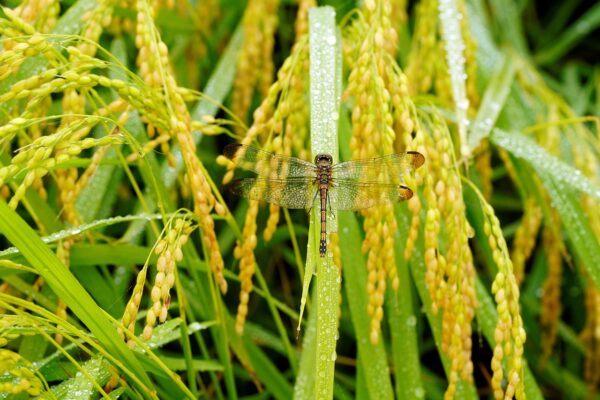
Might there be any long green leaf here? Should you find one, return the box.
[305,6,343,400]
[191,24,243,121]
[0,200,153,393]
[492,130,600,288]
[487,0,528,54]
[50,356,112,399]
[338,212,394,400]
[539,171,600,288]
[245,338,294,400]
[491,129,600,200]
[535,1,600,65]
[389,205,423,399]
[75,36,130,223]
[468,55,515,150]
[294,299,317,399]
[0,213,167,258]
[465,0,504,80]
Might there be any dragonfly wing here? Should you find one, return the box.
[224,144,317,178]
[332,151,424,183]
[229,177,317,209]
[330,180,414,211]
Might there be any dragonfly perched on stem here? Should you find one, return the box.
[223,144,425,257]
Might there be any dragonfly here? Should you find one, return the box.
[223,144,425,257]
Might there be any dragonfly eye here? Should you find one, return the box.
[314,154,333,165]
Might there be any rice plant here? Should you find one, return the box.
[0,0,599,399]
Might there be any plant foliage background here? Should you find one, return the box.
[0,0,599,399]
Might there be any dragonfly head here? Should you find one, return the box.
[314,153,333,166]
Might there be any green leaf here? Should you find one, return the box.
[538,171,600,288]
[491,129,600,288]
[0,213,167,258]
[294,299,317,399]
[245,339,294,400]
[70,243,158,266]
[338,211,394,400]
[159,356,223,372]
[465,0,504,80]
[389,204,423,399]
[0,200,153,393]
[486,0,528,54]
[49,356,112,399]
[535,1,600,65]
[468,55,515,150]
[75,37,130,223]
[491,129,600,200]
[52,0,98,35]
[139,319,214,350]
[307,6,343,400]
[191,25,243,121]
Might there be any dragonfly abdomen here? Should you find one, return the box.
[316,159,332,258]
[319,186,328,257]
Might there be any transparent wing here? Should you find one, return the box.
[330,179,414,211]
[332,151,425,183]
[229,177,317,209]
[224,144,317,178]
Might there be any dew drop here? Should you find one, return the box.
[576,21,590,33]
[415,387,425,398]
[535,287,543,298]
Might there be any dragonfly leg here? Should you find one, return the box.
[327,192,336,218]
[307,188,319,215]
